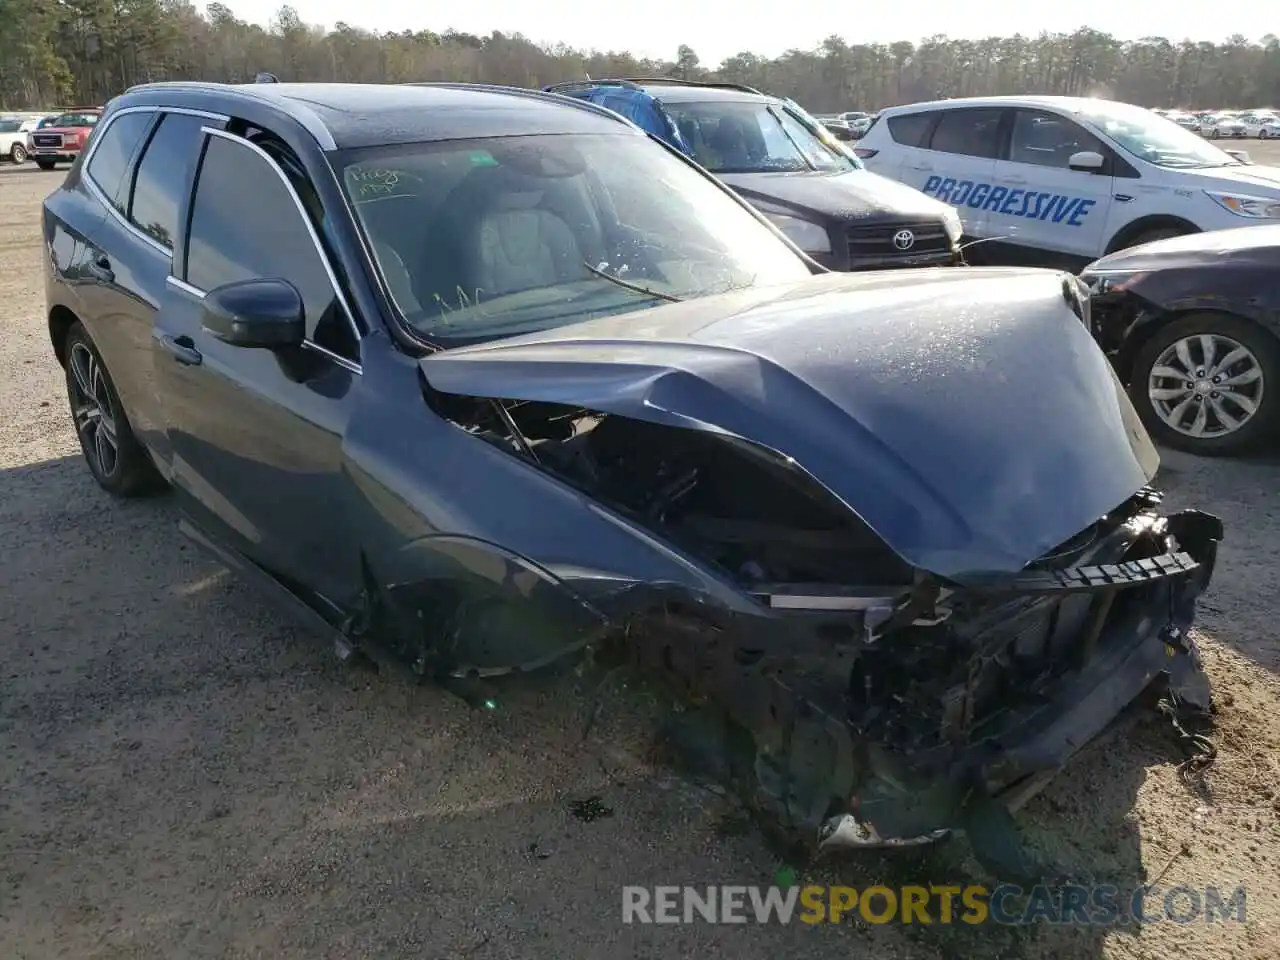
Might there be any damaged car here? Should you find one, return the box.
[1081,223,1280,456]
[43,80,1221,867]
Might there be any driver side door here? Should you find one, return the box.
[988,109,1115,261]
[153,127,365,607]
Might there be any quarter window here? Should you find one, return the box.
[927,109,1004,159]
[85,112,153,210]
[185,134,357,360]
[1008,110,1106,168]
[128,113,211,249]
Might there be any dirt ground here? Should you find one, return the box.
[1,147,1279,960]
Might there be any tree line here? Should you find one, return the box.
[2,2,1279,114]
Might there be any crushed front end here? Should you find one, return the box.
[595,486,1220,867]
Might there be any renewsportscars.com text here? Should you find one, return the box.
[621,884,1247,926]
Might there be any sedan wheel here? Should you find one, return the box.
[1130,313,1280,456]
[10,142,26,164]
[63,322,164,496]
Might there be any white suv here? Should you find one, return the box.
[856,96,1280,267]
[0,115,46,165]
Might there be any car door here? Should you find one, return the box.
[76,108,223,463]
[153,127,365,606]
[988,108,1115,260]
[912,107,1005,241]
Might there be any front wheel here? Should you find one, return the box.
[10,143,26,164]
[1129,313,1280,456]
[35,158,56,171]
[63,322,164,496]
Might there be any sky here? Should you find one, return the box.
[218,1,1273,64]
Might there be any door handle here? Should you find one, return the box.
[908,162,934,171]
[1004,175,1028,184]
[87,254,114,283]
[161,334,203,366]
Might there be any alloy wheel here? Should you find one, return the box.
[1147,333,1265,440]
[11,143,26,164]
[68,341,120,477]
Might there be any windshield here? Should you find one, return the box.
[339,133,812,345]
[1076,101,1240,169]
[0,120,21,133]
[661,100,857,174]
[46,112,98,128]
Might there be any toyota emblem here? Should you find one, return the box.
[892,229,916,251]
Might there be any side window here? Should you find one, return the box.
[1008,110,1106,168]
[887,112,935,147]
[185,134,357,360]
[927,109,1004,159]
[128,113,210,249]
[85,112,154,210]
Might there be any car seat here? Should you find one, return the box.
[428,165,588,307]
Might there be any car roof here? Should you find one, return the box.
[115,81,637,150]
[551,78,771,104]
[635,83,771,104]
[876,95,1143,118]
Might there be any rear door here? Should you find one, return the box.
[987,108,1115,260]
[910,107,1006,241]
[153,128,365,604]
[77,108,223,462]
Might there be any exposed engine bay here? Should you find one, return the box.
[421,383,1221,874]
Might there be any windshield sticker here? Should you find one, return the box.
[921,175,1096,227]
[468,150,499,166]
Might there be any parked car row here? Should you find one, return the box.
[1,107,104,166]
[40,79,1223,869]
[1156,107,1278,139]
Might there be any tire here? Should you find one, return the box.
[35,158,56,170]
[1115,224,1192,252]
[9,142,26,164]
[1128,312,1280,457]
[63,322,164,496]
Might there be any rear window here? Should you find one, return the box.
[886,112,936,147]
[927,108,1004,159]
[48,112,100,128]
[85,112,154,210]
[128,112,210,249]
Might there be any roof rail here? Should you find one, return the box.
[542,79,644,94]
[400,81,636,128]
[605,77,765,96]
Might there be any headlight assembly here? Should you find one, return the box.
[763,213,832,255]
[1205,191,1280,219]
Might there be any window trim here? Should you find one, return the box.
[81,105,229,257]
[177,126,362,370]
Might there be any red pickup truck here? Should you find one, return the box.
[28,108,102,170]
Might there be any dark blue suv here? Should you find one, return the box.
[545,78,963,271]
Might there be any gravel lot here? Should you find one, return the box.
[2,149,1278,960]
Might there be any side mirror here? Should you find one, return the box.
[1225,149,1251,164]
[201,278,305,349]
[1067,150,1105,173]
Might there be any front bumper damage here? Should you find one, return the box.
[572,498,1221,874]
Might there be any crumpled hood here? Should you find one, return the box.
[420,268,1158,581]
[719,168,953,225]
[1084,223,1280,274]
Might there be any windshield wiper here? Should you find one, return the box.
[582,261,682,303]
